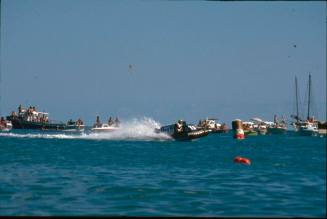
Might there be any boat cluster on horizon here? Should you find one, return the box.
[0,103,326,141]
[0,74,326,140]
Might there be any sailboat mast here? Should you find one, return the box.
[307,74,311,120]
[295,76,299,122]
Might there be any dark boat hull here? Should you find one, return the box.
[156,123,209,141]
[7,116,66,130]
[210,129,229,134]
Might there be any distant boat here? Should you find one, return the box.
[241,121,258,136]
[155,119,209,141]
[6,105,68,131]
[91,123,120,132]
[318,121,327,136]
[197,118,229,134]
[250,117,267,135]
[63,119,85,132]
[266,115,287,135]
[291,75,318,136]
[0,117,12,132]
[91,116,120,132]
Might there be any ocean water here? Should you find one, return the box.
[0,118,325,216]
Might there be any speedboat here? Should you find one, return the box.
[91,123,120,132]
[156,120,209,141]
[63,119,85,132]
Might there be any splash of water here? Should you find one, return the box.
[0,117,172,141]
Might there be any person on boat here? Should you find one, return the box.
[94,116,101,127]
[114,117,120,127]
[18,105,23,113]
[67,119,74,125]
[108,117,113,126]
[175,120,184,133]
[11,111,17,117]
[0,117,6,127]
[76,119,80,126]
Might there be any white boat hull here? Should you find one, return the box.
[91,126,120,132]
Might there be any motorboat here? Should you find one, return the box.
[250,117,267,135]
[91,123,120,132]
[63,119,85,132]
[91,115,120,132]
[0,119,12,131]
[266,115,287,134]
[197,118,229,133]
[242,121,258,136]
[6,105,67,130]
[156,119,209,141]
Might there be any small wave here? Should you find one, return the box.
[0,117,172,141]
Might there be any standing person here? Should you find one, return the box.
[108,117,113,126]
[114,117,120,127]
[94,116,101,127]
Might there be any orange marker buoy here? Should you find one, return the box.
[234,156,251,165]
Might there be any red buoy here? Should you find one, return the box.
[234,156,251,165]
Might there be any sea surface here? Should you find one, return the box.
[0,119,326,216]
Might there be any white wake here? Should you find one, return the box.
[0,117,172,141]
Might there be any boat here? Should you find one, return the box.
[250,117,267,135]
[91,116,120,132]
[0,117,12,131]
[266,115,287,134]
[297,120,318,136]
[6,105,68,130]
[91,123,120,132]
[291,75,319,136]
[63,119,85,132]
[155,119,209,141]
[242,121,258,136]
[318,121,327,136]
[197,118,229,133]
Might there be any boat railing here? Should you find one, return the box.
[48,120,66,125]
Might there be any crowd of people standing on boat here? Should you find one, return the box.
[93,116,120,127]
[10,105,49,123]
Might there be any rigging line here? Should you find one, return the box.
[307,73,311,120]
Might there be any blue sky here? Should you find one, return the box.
[1,0,326,125]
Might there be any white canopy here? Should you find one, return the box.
[250,117,263,123]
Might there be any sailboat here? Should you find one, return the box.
[291,74,318,136]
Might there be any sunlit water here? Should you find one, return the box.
[0,119,325,216]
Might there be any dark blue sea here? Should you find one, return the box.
[0,121,326,216]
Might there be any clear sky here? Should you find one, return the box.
[0,0,326,125]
